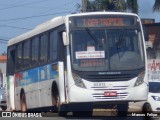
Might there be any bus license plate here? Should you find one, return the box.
[104,91,117,97]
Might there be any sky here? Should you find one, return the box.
[0,0,159,54]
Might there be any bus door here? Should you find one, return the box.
[58,30,67,103]
[7,46,16,111]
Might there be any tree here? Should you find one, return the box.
[77,0,97,12]
[153,0,160,12]
[78,0,160,14]
[78,0,138,13]
[77,0,126,12]
[86,0,97,12]
[1,51,7,56]
[95,0,126,12]
[126,0,138,14]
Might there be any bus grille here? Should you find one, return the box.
[92,92,128,100]
[91,85,129,100]
[83,74,135,82]
[91,85,128,91]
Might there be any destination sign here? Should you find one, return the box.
[82,18,124,27]
[70,15,138,28]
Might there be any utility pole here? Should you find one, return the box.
[82,0,87,12]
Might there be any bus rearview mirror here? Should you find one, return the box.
[62,32,69,45]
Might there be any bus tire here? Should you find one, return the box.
[51,83,68,116]
[20,93,27,112]
[56,96,68,117]
[52,95,68,116]
[1,106,7,111]
[51,82,59,107]
[143,103,152,114]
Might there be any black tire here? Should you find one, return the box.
[1,106,7,111]
[117,103,128,117]
[20,94,27,112]
[143,103,152,114]
[52,86,68,117]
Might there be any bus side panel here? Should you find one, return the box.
[58,62,65,104]
[6,76,15,111]
[14,63,60,110]
[38,63,59,108]
[6,76,10,111]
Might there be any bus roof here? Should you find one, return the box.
[66,11,138,18]
[8,12,139,46]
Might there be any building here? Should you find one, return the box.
[141,18,155,24]
[0,55,7,87]
[144,23,160,59]
[143,22,160,81]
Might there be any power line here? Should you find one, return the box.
[37,0,77,14]
[0,0,26,7]
[0,39,8,44]
[0,11,74,22]
[0,40,7,44]
[0,25,31,30]
[0,0,51,11]
[0,39,8,42]
[0,11,75,41]
[0,0,78,31]
[0,42,7,44]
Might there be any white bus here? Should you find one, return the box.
[6,12,148,116]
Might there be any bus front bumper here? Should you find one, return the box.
[68,83,148,103]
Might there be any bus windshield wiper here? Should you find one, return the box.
[85,27,98,45]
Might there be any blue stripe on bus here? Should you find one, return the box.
[15,64,58,87]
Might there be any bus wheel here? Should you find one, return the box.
[143,103,152,114]
[1,106,7,111]
[21,94,27,112]
[52,94,59,108]
[52,92,67,116]
[55,95,68,117]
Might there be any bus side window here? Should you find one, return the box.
[23,40,30,69]
[49,31,58,61]
[31,37,39,66]
[16,43,23,71]
[40,33,48,64]
[7,46,16,75]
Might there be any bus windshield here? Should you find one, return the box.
[69,15,145,71]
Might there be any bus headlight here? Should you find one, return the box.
[72,73,86,88]
[134,72,145,87]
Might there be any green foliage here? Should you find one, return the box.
[95,0,126,11]
[1,52,7,56]
[153,0,160,12]
[126,0,138,13]
[78,0,160,14]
